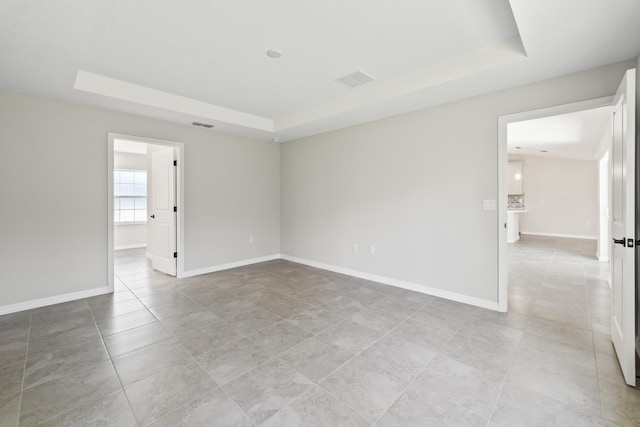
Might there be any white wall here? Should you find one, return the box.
[511,155,598,239]
[280,60,635,307]
[114,151,148,250]
[0,91,280,309]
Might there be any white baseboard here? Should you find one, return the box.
[520,231,598,240]
[598,256,610,262]
[181,254,281,278]
[114,244,147,251]
[281,254,500,312]
[0,286,112,316]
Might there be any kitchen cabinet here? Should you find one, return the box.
[507,210,525,243]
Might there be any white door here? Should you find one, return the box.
[610,68,636,386]
[150,147,177,276]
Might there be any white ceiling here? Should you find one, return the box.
[1,0,639,142]
[507,106,613,160]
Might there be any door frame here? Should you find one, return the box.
[107,133,185,292]
[497,96,613,312]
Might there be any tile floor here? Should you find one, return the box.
[1,237,640,426]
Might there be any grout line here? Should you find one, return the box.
[87,300,143,427]
[14,311,32,427]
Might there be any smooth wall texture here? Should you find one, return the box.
[510,155,598,238]
[281,60,635,304]
[0,91,280,307]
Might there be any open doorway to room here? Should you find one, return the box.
[498,68,638,386]
[498,97,615,312]
[502,102,613,315]
[107,133,184,293]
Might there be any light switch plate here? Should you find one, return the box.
[483,200,496,211]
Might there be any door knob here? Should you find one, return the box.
[613,238,626,246]
[150,214,155,219]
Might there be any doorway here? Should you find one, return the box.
[107,133,185,292]
[498,68,637,386]
[498,96,614,311]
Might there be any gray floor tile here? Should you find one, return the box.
[27,324,103,360]
[377,387,489,427]
[524,316,594,350]
[0,392,21,427]
[23,338,110,390]
[159,309,220,334]
[227,308,282,335]
[173,320,241,356]
[148,298,203,320]
[350,308,406,333]
[262,386,370,427]
[139,290,194,308]
[440,332,517,377]
[29,310,94,339]
[508,358,602,417]
[223,358,314,424]
[208,297,259,321]
[411,305,470,330]
[287,306,345,334]
[37,390,137,427]
[103,322,172,358]
[389,317,457,352]
[371,294,426,317]
[0,363,23,398]
[248,320,312,356]
[19,360,121,427]
[360,334,436,382]
[85,290,135,307]
[282,337,353,382]
[96,309,158,337]
[0,326,29,368]
[89,299,147,320]
[148,388,253,427]
[318,319,383,354]
[599,379,640,426]
[0,311,30,331]
[345,287,387,307]
[492,382,606,427]
[113,338,191,386]
[197,337,270,385]
[320,356,406,421]
[412,354,505,418]
[125,358,218,425]
[258,294,314,317]
[320,296,367,317]
[30,300,90,324]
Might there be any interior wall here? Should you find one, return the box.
[0,91,280,309]
[114,151,147,250]
[510,154,598,239]
[280,60,635,306]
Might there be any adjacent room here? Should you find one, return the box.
[1,1,640,426]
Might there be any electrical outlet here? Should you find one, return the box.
[353,244,358,252]
[249,236,254,244]
[370,246,376,255]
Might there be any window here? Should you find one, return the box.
[114,170,147,223]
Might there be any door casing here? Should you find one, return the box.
[107,133,185,292]
[497,96,614,312]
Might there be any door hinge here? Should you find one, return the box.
[173,252,177,258]
[173,206,177,212]
[173,160,177,166]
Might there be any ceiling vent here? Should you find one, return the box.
[192,121,214,128]
[335,70,376,88]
